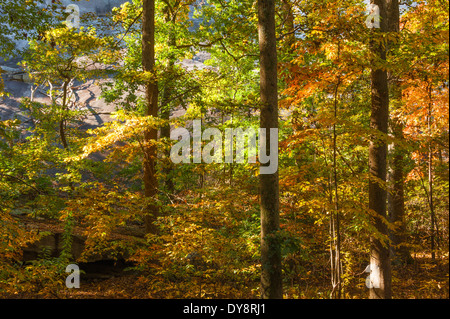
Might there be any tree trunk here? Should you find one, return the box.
[368,0,392,299]
[427,83,436,261]
[160,9,176,197]
[59,79,70,150]
[160,90,175,196]
[258,0,282,299]
[429,138,436,261]
[386,0,412,265]
[330,57,342,299]
[142,0,159,234]
[388,120,412,264]
[281,0,295,54]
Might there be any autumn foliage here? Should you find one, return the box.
[0,0,448,299]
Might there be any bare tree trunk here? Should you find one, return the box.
[368,0,392,299]
[388,120,412,264]
[281,0,295,53]
[142,0,159,234]
[59,79,70,150]
[160,105,174,195]
[330,61,342,299]
[429,139,436,261]
[427,83,436,261]
[59,120,68,149]
[386,0,412,265]
[258,0,282,299]
[160,10,176,196]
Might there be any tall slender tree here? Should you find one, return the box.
[142,0,159,234]
[427,82,437,261]
[258,0,283,299]
[330,40,342,299]
[386,0,412,265]
[159,3,177,197]
[368,0,392,299]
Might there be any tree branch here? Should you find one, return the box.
[114,10,143,47]
[0,172,43,194]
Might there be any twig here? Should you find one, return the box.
[114,10,143,47]
[0,172,43,194]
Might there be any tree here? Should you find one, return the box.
[0,0,61,96]
[142,0,159,234]
[400,0,448,263]
[157,0,202,197]
[258,0,282,299]
[23,26,107,150]
[159,3,177,197]
[0,0,60,56]
[0,0,448,300]
[386,0,412,265]
[368,0,392,299]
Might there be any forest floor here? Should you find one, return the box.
[392,254,449,299]
[4,215,449,299]
[53,255,448,299]
[30,253,449,299]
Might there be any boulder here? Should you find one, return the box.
[22,232,85,262]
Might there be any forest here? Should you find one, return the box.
[0,0,448,300]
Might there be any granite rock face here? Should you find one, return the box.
[77,0,127,16]
[22,232,86,262]
[1,1,126,128]
[1,0,209,127]
[45,0,128,16]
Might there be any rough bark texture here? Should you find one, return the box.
[330,66,342,299]
[142,0,159,234]
[427,84,437,260]
[388,120,411,264]
[258,0,282,299]
[59,79,70,150]
[369,0,392,299]
[386,0,412,265]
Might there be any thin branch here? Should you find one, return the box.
[219,39,258,62]
[161,85,201,108]
[160,0,174,17]
[336,146,358,177]
[276,24,304,41]
[0,172,43,194]
[114,10,143,47]
[175,37,223,49]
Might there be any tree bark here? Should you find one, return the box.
[368,0,392,299]
[160,8,176,197]
[386,0,412,265]
[330,54,342,299]
[427,83,437,261]
[281,0,295,54]
[142,0,159,234]
[258,0,282,299]
[59,79,70,150]
[387,120,412,264]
